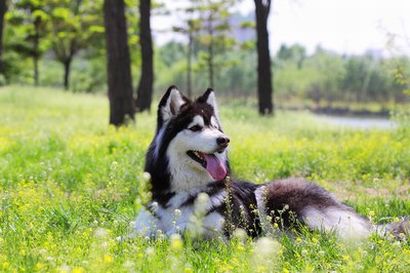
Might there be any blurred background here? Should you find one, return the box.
[0,0,409,124]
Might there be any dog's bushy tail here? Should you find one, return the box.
[376,217,410,239]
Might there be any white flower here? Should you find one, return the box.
[142,172,151,182]
[145,247,155,256]
[94,227,108,238]
[174,208,182,218]
[150,201,159,212]
[195,192,210,214]
[254,237,280,257]
[252,237,282,270]
[232,228,247,241]
[58,265,70,273]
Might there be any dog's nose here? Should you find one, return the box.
[216,137,230,147]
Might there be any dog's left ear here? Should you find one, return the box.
[157,86,188,128]
[198,88,221,122]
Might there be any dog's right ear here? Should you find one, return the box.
[157,86,187,126]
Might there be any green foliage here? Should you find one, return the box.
[1,0,409,107]
[0,86,409,272]
[3,0,105,89]
[274,46,410,105]
[170,0,238,87]
[6,0,50,53]
[46,0,104,61]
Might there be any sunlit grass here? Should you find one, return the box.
[0,85,409,272]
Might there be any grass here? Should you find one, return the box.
[0,85,409,273]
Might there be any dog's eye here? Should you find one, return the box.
[189,125,203,132]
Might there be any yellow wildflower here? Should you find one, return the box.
[103,254,113,264]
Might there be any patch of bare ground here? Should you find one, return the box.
[321,179,410,201]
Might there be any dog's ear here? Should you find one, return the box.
[158,86,187,126]
[198,88,221,122]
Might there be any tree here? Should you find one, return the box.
[305,49,345,104]
[196,0,235,89]
[277,44,306,69]
[254,0,273,115]
[7,0,49,86]
[0,0,7,76]
[103,0,135,126]
[47,0,104,90]
[173,19,201,98]
[135,0,153,112]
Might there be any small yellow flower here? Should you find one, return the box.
[72,267,85,273]
[2,261,10,269]
[170,234,183,251]
[236,244,245,251]
[256,265,267,272]
[184,267,193,273]
[35,262,45,270]
[103,254,113,264]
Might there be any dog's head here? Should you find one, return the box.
[147,86,230,192]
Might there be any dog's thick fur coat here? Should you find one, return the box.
[135,86,409,240]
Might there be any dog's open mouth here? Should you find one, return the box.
[186,150,227,181]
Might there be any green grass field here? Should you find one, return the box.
[0,86,409,273]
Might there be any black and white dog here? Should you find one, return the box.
[135,86,408,239]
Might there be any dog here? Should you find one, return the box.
[134,86,409,240]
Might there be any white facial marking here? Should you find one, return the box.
[166,114,228,191]
[187,115,205,129]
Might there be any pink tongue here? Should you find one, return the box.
[203,154,227,181]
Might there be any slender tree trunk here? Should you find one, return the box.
[254,0,273,115]
[0,0,7,75]
[135,0,154,112]
[33,18,41,86]
[61,0,81,90]
[63,58,72,90]
[187,27,193,98]
[207,13,214,88]
[33,56,39,85]
[103,0,135,126]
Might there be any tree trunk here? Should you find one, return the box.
[63,58,72,90]
[61,0,81,90]
[254,0,273,115]
[33,18,41,86]
[207,13,214,88]
[0,0,7,75]
[33,56,39,86]
[135,0,154,112]
[187,27,193,98]
[103,0,135,126]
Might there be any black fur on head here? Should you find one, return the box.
[145,86,228,204]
